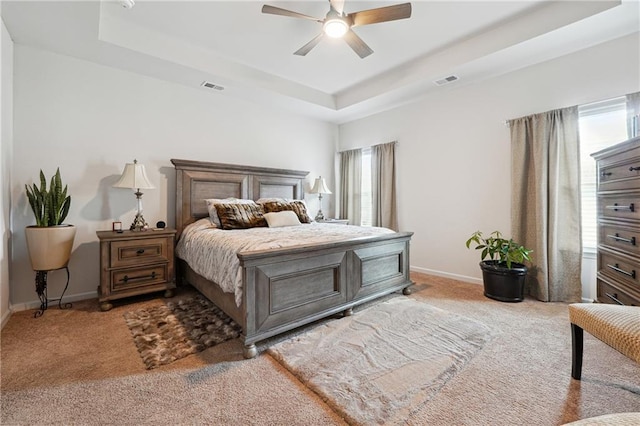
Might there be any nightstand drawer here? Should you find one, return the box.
[97,228,176,311]
[111,264,167,292]
[110,237,168,268]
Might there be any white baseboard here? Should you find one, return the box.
[1,308,11,330]
[10,290,98,313]
[410,266,482,285]
[411,266,598,303]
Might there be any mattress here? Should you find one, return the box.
[176,218,395,306]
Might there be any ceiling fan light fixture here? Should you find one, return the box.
[323,18,349,38]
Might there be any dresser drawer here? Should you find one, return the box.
[598,157,640,191]
[599,222,640,256]
[599,194,640,222]
[110,237,169,268]
[597,277,639,306]
[598,249,640,290]
[596,138,640,191]
[111,264,167,292]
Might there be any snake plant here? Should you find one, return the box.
[25,168,71,227]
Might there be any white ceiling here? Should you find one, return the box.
[2,0,639,123]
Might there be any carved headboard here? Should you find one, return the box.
[171,159,308,237]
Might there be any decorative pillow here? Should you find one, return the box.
[256,198,287,203]
[264,211,302,228]
[205,198,255,227]
[260,200,312,223]
[214,202,267,230]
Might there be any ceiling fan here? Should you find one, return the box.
[261,0,412,59]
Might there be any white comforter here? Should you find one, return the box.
[176,218,395,306]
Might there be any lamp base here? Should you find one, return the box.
[315,210,325,221]
[129,213,149,231]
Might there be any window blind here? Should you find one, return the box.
[578,97,627,251]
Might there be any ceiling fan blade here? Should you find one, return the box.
[294,33,325,56]
[349,3,412,27]
[329,0,345,14]
[343,30,373,59]
[261,5,320,21]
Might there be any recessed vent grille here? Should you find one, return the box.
[434,75,459,86]
[201,81,225,91]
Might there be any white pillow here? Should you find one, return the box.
[205,198,256,227]
[264,211,302,228]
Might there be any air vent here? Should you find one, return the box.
[201,81,225,91]
[433,75,459,86]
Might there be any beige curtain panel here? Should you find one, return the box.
[339,148,362,226]
[371,141,398,231]
[510,106,582,302]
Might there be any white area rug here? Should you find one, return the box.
[267,297,492,425]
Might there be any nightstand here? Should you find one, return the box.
[96,228,176,311]
[317,219,349,225]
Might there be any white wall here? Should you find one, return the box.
[339,34,640,299]
[10,45,338,308]
[1,16,14,327]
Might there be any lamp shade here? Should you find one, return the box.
[113,159,155,190]
[310,177,332,194]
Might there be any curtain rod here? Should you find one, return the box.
[336,141,398,154]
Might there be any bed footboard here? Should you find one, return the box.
[238,232,413,356]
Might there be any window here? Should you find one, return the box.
[579,97,628,251]
[340,141,396,229]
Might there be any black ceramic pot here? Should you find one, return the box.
[480,260,528,302]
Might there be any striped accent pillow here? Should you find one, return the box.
[214,203,267,230]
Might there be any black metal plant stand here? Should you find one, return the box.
[34,266,72,318]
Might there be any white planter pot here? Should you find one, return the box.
[25,225,76,271]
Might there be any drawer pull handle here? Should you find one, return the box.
[136,249,145,255]
[606,263,636,279]
[607,233,636,245]
[629,166,640,172]
[605,203,635,212]
[121,271,157,283]
[602,171,612,177]
[605,292,625,305]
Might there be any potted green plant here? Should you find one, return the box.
[24,168,76,271]
[465,230,533,302]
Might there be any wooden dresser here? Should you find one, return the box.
[592,135,640,306]
[97,228,176,311]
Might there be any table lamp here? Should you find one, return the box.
[113,159,155,231]
[309,176,332,221]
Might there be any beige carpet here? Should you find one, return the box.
[124,296,241,369]
[2,273,639,425]
[268,297,492,425]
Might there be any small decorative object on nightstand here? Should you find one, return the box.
[317,218,349,225]
[96,228,176,311]
[309,176,332,221]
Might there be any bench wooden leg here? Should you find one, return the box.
[571,323,584,380]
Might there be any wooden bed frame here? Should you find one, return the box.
[172,159,414,358]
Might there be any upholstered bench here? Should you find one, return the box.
[563,412,640,425]
[568,303,640,380]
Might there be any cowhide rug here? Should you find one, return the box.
[123,296,241,369]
